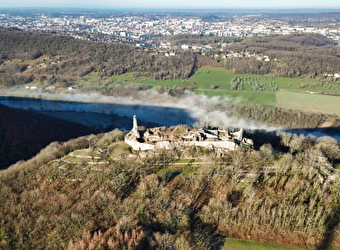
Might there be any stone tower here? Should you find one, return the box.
[131,115,141,139]
[133,115,138,130]
[238,128,244,141]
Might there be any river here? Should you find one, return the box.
[0,95,339,142]
[0,95,196,130]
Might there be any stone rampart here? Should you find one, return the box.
[124,138,155,151]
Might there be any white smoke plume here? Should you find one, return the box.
[0,88,279,131]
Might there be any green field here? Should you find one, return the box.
[106,67,277,105]
[109,66,235,90]
[223,238,306,250]
[75,66,340,112]
[277,90,340,115]
[195,90,276,105]
[189,66,235,90]
[110,72,184,87]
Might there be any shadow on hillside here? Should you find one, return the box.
[190,217,226,250]
[244,129,287,151]
[283,127,340,142]
[316,204,340,250]
[0,103,94,170]
[245,126,340,152]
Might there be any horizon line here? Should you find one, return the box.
[1,7,340,12]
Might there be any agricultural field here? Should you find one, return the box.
[105,66,340,109]
[110,72,184,87]
[224,237,336,250]
[189,66,234,90]
[276,90,340,115]
[28,65,339,112]
[108,66,340,93]
[108,66,235,91]
[223,238,306,250]
[195,90,276,106]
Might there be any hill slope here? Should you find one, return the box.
[0,27,196,88]
[0,127,340,249]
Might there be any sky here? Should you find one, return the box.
[0,0,339,9]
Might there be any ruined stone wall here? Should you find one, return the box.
[125,138,239,151]
[124,116,243,151]
[177,140,238,150]
[124,138,155,151]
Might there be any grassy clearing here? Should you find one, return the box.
[189,66,235,90]
[78,76,113,87]
[191,68,340,95]
[223,238,306,250]
[275,76,317,90]
[195,90,276,105]
[107,66,241,91]
[109,66,234,90]
[71,149,98,157]
[276,90,340,115]
[61,154,88,164]
[110,72,184,87]
[157,161,198,177]
[276,77,340,94]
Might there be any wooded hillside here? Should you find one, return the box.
[1,28,340,91]
[0,128,340,249]
[224,34,340,77]
[0,28,197,87]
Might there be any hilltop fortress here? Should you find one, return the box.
[125,115,254,151]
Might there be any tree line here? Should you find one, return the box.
[225,104,340,129]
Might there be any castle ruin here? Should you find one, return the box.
[124,115,253,151]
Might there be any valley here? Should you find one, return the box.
[1,17,340,250]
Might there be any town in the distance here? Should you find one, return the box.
[1,8,340,51]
